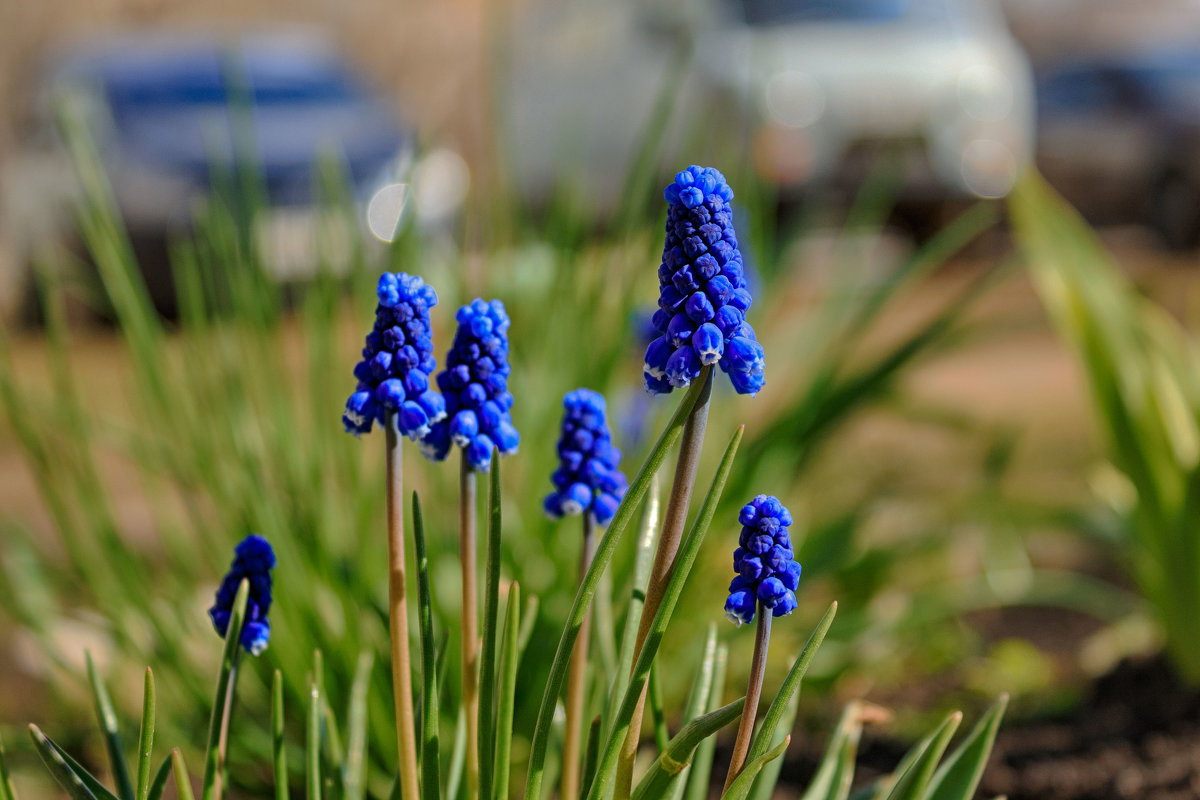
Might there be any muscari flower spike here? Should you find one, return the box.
[209,534,276,655]
[724,495,801,626]
[644,165,766,396]
[421,298,520,472]
[343,272,447,439]
[543,388,629,527]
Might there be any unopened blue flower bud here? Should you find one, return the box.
[692,323,724,365]
[422,298,519,472]
[724,495,801,626]
[209,534,275,655]
[543,388,629,527]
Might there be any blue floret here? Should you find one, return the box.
[644,166,766,397]
[724,495,801,626]
[543,388,629,527]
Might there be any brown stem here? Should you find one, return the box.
[460,452,481,799]
[723,606,772,791]
[386,423,422,800]
[562,515,597,800]
[615,366,713,799]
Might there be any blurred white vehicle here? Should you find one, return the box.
[506,0,1034,212]
[712,0,1035,201]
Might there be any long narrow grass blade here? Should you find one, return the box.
[606,473,659,740]
[648,666,670,752]
[172,750,196,800]
[0,732,17,800]
[307,673,322,800]
[524,375,710,800]
[343,651,374,800]
[925,696,1008,800]
[719,736,791,800]
[632,698,746,800]
[145,757,171,800]
[518,595,540,658]
[745,691,798,800]
[273,670,289,800]
[135,668,156,800]
[85,652,135,800]
[586,425,744,800]
[38,731,122,800]
[798,703,874,800]
[881,712,962,800]
[446,708,467,800]
[580,716,602,800]
[683,644,728,800]
[478,455,503,800]
[494,582,522,800]
[202,579,249,800]
[665,625,719,800]
[28,725,99,800]
[413,493,441,800]
[742,602,838,766]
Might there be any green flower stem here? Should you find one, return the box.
[723,607,772,792]
[412,494,442,800]
[459,452,481,799]
[385,423,421,800]
[85,651,135,800]
[201,579,248,800]
[523,375,709,800]
[616,366,713,798]
[561,515,597,800]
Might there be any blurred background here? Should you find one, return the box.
[3,0,1200,798]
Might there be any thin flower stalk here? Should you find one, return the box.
[562,515,596,800]
[723,606,770,790]
[460,453,481,798]
[386,425,421,800]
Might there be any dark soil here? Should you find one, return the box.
[979,654,1200,800]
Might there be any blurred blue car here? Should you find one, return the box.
[4,32,465,314]
[1037,48,1200,249]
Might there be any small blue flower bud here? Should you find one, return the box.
[772,591,798,617]
[665,346,701,387]
[724,590,756,626]
[450,410,480,446]
[562,483,593,515]
[343,390,376,436]
[466,433,496,471]
[375,377,406,409]
[399,401,431,438]
[644,336,673,379]
[685,291,715,323]
[692,323,724,366]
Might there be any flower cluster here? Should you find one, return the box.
[344,273,447,439]
[644,165,766,396]
[724,496,801,626]
[421,299,520,471]
[543,389,629,526]
[209,534,276,655]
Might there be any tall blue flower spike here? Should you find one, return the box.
[421,298,520,472]
[209,534,276,655]
[544,389,629,526]
[724,495,801,626]
[644,165,766,396]
[343,272,447,439]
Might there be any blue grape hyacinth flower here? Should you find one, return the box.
[544,388,629,526]
[209,534,276,655]
[643,166,766,396]
[421,298,520,471]
[343,272,447,439]
[724,495,801,626]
